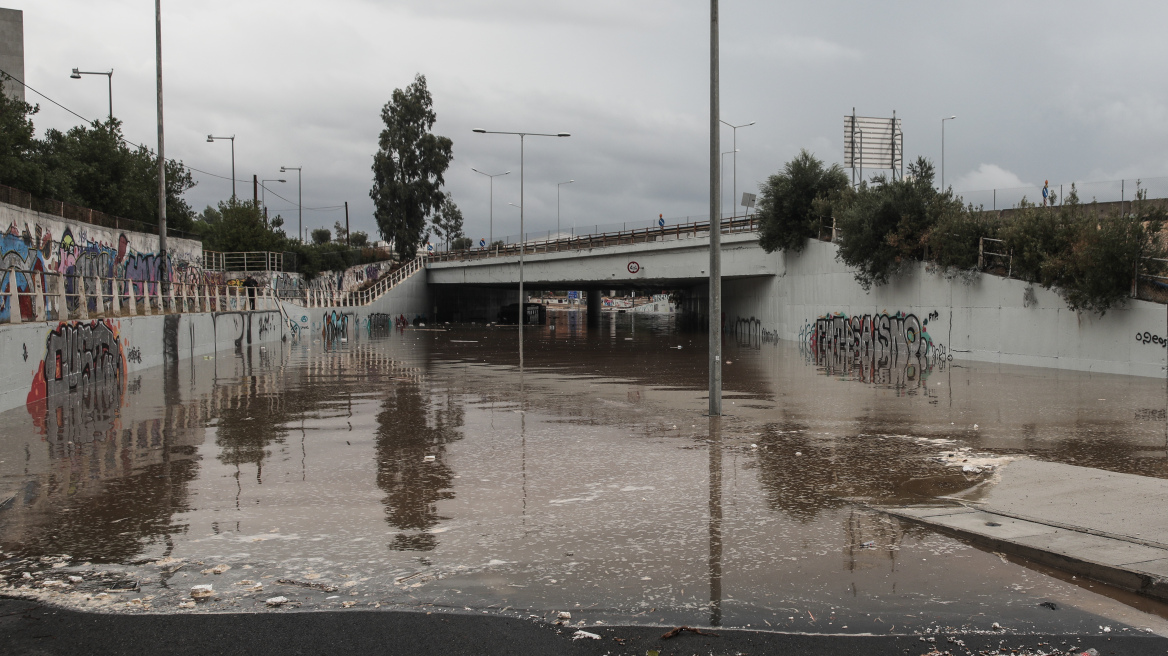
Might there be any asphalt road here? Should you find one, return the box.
[3,598,1167,655]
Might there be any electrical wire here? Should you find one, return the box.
[0,67,348,205]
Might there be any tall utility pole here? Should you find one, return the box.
[708,0,722,416]
[253,175,258,205]
[155,0,167,307]
[344,201,350,247]
[281,166,302,241]
[719,119,754,219]
[472,168,509,245]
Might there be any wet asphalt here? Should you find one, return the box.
[3,598,1167,656]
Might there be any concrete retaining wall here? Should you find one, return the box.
[721,239,1168,378]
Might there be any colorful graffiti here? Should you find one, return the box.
[805,311,946,387]
[0,219,206,321]
[25,319,127,444]
[323,310,351,340]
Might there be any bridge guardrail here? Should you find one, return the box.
[428,216,761,263]
[277,257,424,308]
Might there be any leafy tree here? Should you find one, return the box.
[757,149,850,253]
[430,192,464,249]
[835,157,963,289]
[998,197,1076,284]
[311,227,332,245]
[0,78,197,234]
[451,236,472,250]
[927,205,1000,273]
[0,77,45,194]
[350,231,370,248]
[196,198,286,253]
[370,74,454,260]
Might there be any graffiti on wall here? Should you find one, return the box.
[25,319,127,444]
[805,311,948,387]
[323,310,352,341]
[0,220,206,321]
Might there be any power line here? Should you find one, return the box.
[0,68,348,205]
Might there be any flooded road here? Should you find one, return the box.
[3,310,1168,636]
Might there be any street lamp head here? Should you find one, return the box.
[473,129,486,133]
[950,115,957,119]
[557,133,570,137]
[206,135,214,142]
[746,121,756,126]
[280,166,287,172]
[69,68,81,79]
[277,179,286,183]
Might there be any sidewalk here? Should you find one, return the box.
[881,460,1168,600]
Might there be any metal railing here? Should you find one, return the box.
[204,251,287,272]
[274,258,424,308]
[978,237,1012,276]
[0,183,202,241]
[0,268,282,324]
[428,215,760,263]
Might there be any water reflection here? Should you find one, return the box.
[375,372,463,552]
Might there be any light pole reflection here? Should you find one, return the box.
[708,414,723,626]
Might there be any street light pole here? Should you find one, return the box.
[207,135,236,199]
[941,115,956,190]
[473,129,571,368]
[719,119,754,219]
[260,178,285,221]
[281,166,303,241]
[472,168,510,245]
[709,0,722,417]
[720,150,737,218]
[154,0,167,307]
[557,179,574,237]
[70,68,114,121]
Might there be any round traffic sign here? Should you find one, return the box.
[627,261,640,274]
[479,238,486,248]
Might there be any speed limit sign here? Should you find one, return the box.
[627,261,640,274]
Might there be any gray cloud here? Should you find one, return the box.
[11,0,1168,243]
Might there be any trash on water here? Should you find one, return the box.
[795,451,803,456]
[190,584,214,599]
[265,596,290,606]
[962,464,982,474]
[860,541,876,549]
[68,575,83,583]
[557,611,572,620]
[423,455,436,462]
[1079,649,1100,656]
[201,564,231,575]
[572,630,601,640]
[991,622,1002,630]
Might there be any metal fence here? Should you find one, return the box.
[955,176,1168,211]
[428,215,760,263]
[203,251,287,272]
[0,183,202,241]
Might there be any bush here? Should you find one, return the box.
[451,236,472,250]
[835,157,963,289]
[927,206,1000,273]
[757,149,849,253]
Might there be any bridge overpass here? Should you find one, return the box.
[426,217,775,323]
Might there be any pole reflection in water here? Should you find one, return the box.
[708,414,723,627]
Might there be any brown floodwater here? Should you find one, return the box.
[3,309,1168,636]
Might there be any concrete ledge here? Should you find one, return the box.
[881,504,1168,601]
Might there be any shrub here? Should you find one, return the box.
[835,157,962,289]
[927,205,999,273]
[757,149,849,253]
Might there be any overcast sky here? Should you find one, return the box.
[9,1,1168,242]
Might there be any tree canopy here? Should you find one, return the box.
[370,74,454,260]
[430,192,464,250]
[757,149,850,253]
[0,78,197,233]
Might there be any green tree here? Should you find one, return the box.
[370,74,454,260]
[0,77,45,194]
[451,236,472,250]
[835,157,963,289]
[430,192,464,250]
[196,198,286,253]
[757,149,850,253]
[311,227,332,245]
[349,231,370,248]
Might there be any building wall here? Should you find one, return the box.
[0,8,23,103]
